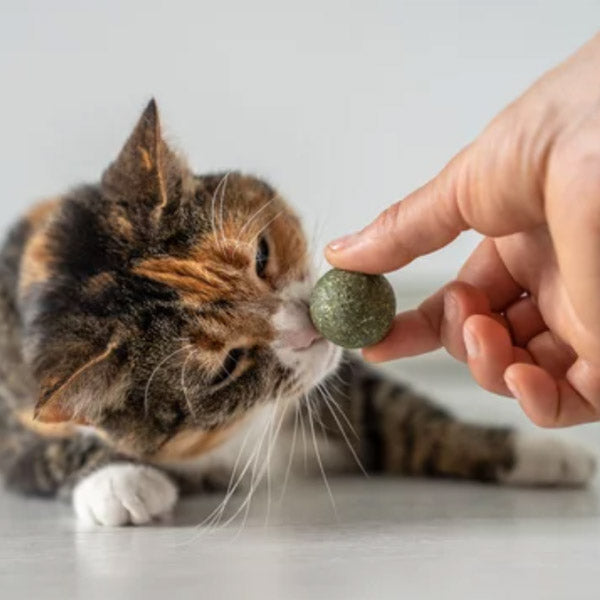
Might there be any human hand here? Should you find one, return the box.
[326,33,600,427]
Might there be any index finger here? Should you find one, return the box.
[325,149,470,273]
[326,114,548,274]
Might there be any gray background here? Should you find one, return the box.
[2,0,598,292]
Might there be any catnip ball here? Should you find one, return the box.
[309,269,396,349]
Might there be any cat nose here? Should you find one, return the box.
[285,324,322,351]
[275,300,323,350]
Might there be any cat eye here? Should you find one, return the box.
[211,348,245,386]
[255,236,270,279]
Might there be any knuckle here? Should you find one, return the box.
[551,124,600,189]
[374,201,403,235]
[445,148,479,232]
[372,202,415,262]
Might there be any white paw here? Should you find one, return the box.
[73,464,178,526]
[501,434,596,487]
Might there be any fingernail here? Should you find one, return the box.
[444,292,458,322]
[504,372,520,399]
[327,232,360,252]
[463,325,479,359]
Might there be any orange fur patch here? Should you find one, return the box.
[112,213,135,241]
[134,182,308,368]
[83,271,115,295]
[134,256,239,302]
[17,408,77,439]
[19,198,63,296]
[25,197,61,229]
[151,421,242,463]
[139,146,153,171]
[19,229,53,295]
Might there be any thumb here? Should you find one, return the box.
[325,134,545,274]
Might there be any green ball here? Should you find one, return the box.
[309,269,396,348]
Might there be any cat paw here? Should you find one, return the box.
[73,464,178,526]
[501,434,596,487]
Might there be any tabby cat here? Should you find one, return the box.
[0,101,594,526]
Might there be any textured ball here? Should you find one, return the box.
[309,269,396,348]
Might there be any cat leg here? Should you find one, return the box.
[317,356,596,486]
[3,433,178,526]
[497,433,595,486]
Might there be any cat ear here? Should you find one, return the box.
[34,341,120,425]
[101,99,185,216]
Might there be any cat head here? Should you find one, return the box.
[22,100,342,459]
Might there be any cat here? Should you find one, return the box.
[0,100,594,526]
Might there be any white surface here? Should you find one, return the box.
[2,478,600,600]
[1,357,600,600]
[1,1,599,288]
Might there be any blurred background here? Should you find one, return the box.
[2,0,598,298]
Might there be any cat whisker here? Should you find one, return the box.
[205,423,266,529]
[330,358,352,388]
[262,390,292,525]
[209,180,220,247]
[232,393,288,536]
[307,392,330,442]
[199,388,284,530]
[199,374,281,533]
[305,394,338,519]
[221,238,253,251]
[195,409,273,529]
[221,194,281,256]
[240,395,279,533]
[308,215,329,276]
[247,210,285,247]
[237,197,277,241]
[224,419,258,499]
[262,394,280,526]
[217,398,285,533]
[317,381,359,441]
[298,401,308,471]
[143,345,192,418]
[218,172,232,249]
[210,172,231,251]
[215,211,283,259]
[180,349,198,421]
[317,386,368,477]
[328,377,350,396]
[278,402,299,504]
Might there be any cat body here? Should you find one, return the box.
[0,101,594,526]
